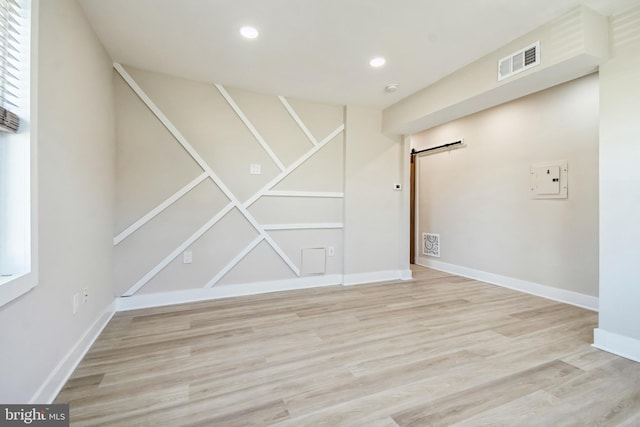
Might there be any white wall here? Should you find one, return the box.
[0,0,115,403]
[113,67,413,301]
[0,4,411,400]
[383,6,608,135]
[113,66,346,299]
[343,106,410,284]
[413,74,599,299]
[595,5,640,360]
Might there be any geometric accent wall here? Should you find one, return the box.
[113,64,345,297]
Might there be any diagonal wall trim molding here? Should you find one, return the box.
[278,95,318,146]
[114,63,302,292]
[114,172,209,246]
[262,223,344,230]
[215,83,286,171]
[244,125,345,208]
[122,203,235,296]
[204,235,265,288]
[115,64,216,182]
[115,64,247,209]
[239,206,301,276]
[264,190,344,198]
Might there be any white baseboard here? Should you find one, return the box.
[30,269,412,401]
[399,269,413,280]
[416,257,598,311]
[117,274,343,311]
[343,270,412,286]
[593,328,640,363]
[30,300,116,404]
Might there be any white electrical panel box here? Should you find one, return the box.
[530,161,568,199]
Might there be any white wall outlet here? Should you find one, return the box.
[183,251,193,264]
[394,184,402,191]
[327,246,335,257]
[73,294,79,315]
[82,287,88,303]
[250,163,261,175]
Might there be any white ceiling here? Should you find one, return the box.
[79,0,637,109]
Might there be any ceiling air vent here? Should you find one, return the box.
[498,41,540,81]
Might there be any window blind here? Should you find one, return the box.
[0,0,21,132]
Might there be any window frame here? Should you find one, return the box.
[0,0,37,307]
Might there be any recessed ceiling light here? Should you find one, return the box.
[369,57,386,68]
[240,26,259,39]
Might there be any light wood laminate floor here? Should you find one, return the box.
[55,266,640,426]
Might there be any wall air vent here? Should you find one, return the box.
[422,233,440,257]
[498,41,540,81]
